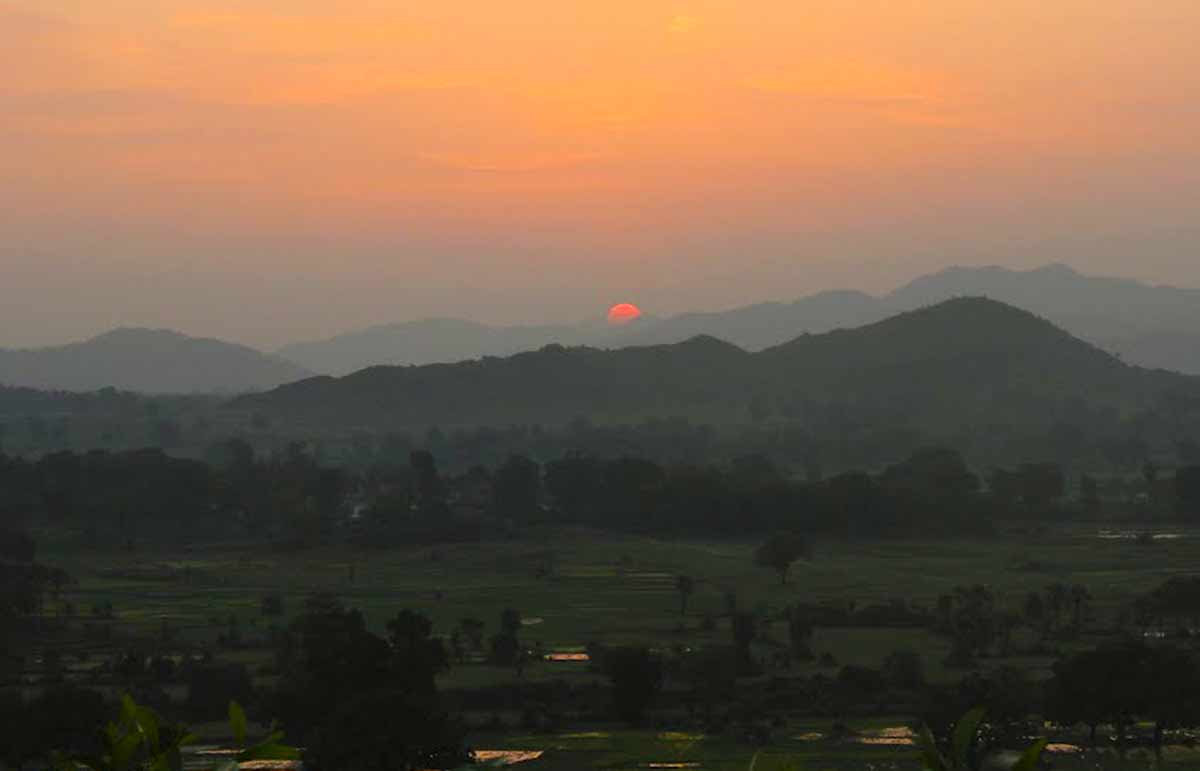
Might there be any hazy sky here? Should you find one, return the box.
[2,0,1198,349]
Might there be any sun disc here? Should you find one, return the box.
[607,302,643,325]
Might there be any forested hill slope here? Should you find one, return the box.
[236,334,752,427]
[233,298,1199,430]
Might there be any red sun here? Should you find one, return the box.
[607,302,643,326]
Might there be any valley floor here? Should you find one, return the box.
[26,524,1200,770]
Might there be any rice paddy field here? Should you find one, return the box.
[43,524,1200,659]
[33,524,1200,770]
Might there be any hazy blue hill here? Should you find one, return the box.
[612,290,887,350]
[237,298,1196,431]
[888,264,1200,332]
[275,264,1200,376]
[276,318,591,376]
[0,328,311,394]
[276,292,885,375]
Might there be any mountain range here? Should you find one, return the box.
[0,328,310,395]
[276,264,1200,376]
[234,297,1199,432]
[3,263,1200,395]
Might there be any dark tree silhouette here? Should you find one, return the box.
[785,605,815,661]
[754,532,809,584]
[410,450,443,505]
[1146,576,1200,630]
[274,603,390,739]
[731,611,758,673]
[1049,644,1145,748]
[1017,463,1065,512]
[459,616,485,651]
[1143,646,1200,758]
[604,647,664,725]
[386,609,450,696]
[493,455,540,523]
[0,685,108,769]
[1022,592,1044,634]
[489,608,523,667]
[675,574,695,616]
[500,607,522,636]
[273,596,443,745]
[305,689,466,771]
[1177,466,1200,518]
[882,649,924,689]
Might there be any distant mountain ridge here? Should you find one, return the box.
[276,318,587,378]
[887,264,1200,372]
[275,292,888,375]
[0,328,311,395]
[276,264,1200,375]
[8,263,1200,395]
[236,297,1197,431]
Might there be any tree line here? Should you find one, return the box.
[7,443,1200,552]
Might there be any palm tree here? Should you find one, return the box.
[675,575,695,616]
[997,610,1022,656]
[1069,584,1092,632]
[1045,583,1069,635]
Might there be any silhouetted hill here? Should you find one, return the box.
[886,263,1200,373]
[277,294,880,375]
[240,334,751,427]
[237,298,1197,431]
[0,328,312,394]
[275,264,1200,375]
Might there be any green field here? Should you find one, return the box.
[37,525,1200,769]
[48,524,1200,648]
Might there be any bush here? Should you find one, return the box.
[187,663,254,721]
[305,689,466,771]
[261,593,285,616]
[883,649,925,689]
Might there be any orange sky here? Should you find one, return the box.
[2,0,1198,347]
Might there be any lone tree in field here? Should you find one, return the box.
[386,609,449,695]
[786,605,815,661]
[675,574,695,616]
[731,611,758,673]
[1068,584,1091,633]
[490,607,523,667]
[459,616,485,651]
[755,532,810,585]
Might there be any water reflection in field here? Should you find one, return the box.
[1094,530,1185,540]
[472,750,545,765]
[856,726,916,746]
[544,652,590,662]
